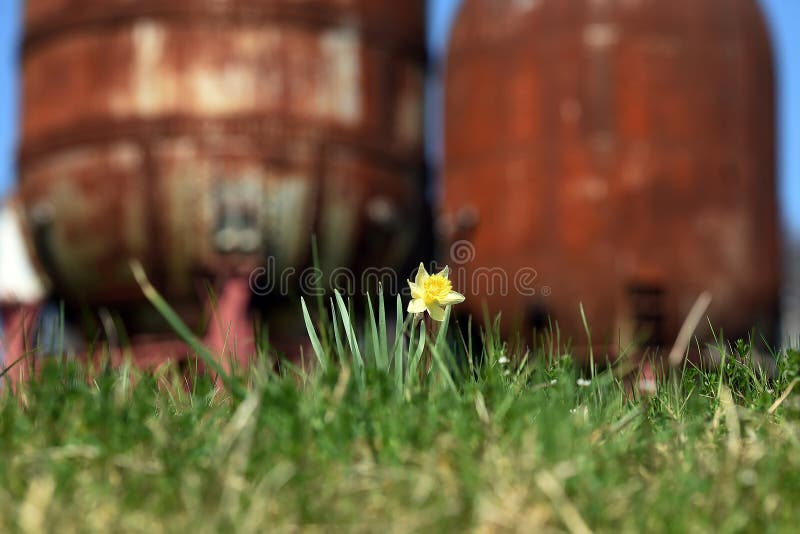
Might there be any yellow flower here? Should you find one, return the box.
[407,262,465,321]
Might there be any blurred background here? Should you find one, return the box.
[0,0,798,369]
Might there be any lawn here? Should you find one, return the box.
[1,285,800,533]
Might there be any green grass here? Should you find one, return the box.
[2,286,800,533]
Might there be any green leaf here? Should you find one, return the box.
[334,290,364,377]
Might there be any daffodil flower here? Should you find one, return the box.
[407,262,465,321]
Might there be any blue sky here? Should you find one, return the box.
[1,0,799,235]
[0,0,20,201]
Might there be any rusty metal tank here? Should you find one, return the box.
[442,0,779,350]
[17,0,425,317]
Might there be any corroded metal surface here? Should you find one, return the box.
[18,0,425,313]
[442,0,779,351]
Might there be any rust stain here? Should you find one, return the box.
[16,0,426,327]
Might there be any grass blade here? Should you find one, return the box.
[379,286,388,370]
[329,298,346,363]
[435,306,451,352]
[429,340,458,393]
[366,293,383,370]
[394,295,405,391]
[130,260,246,400]
[300,297,327,372]
[334,290,364,375]
[408,321,426,384]
[579,302,594,379]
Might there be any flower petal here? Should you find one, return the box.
[426,302,446,322]
[414,262,429,286]
[436,265,450,279]
[407,298,426,314]
[408,281,423,300]
[437,291,465,306]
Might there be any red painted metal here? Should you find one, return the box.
[0,304,42,388]
[203,276,257,374]
[442,0,779,355]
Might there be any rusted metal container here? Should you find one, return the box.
[17,0,425,323]
[442,0,779,352]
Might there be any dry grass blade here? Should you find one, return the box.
[769,377,800,414]
[713,385,742,458]
[535,470,593,534]
[668,291,712,367]
[0,349,36,381]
